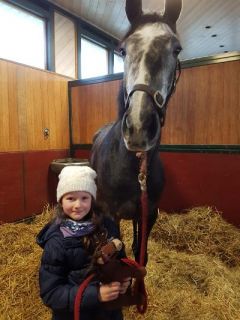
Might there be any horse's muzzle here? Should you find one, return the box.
[122,108,161,152]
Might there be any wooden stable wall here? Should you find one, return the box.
[0,59,69,152]
[0,59,70,222]
[71,79,120,144]
[73,149,240,228]
[70,59,240,227]
[1,57,239,225]
[70,60,240,145]
[162,60,240,144]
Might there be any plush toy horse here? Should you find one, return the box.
[92,239,147,310]
[74,239,147,320]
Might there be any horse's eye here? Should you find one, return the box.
[119,47,126,57]
[173,46,182,56]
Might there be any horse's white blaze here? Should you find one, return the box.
[126,22,177,130]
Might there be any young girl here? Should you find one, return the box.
[37,166,130,320]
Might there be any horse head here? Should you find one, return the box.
[120,0,182,152]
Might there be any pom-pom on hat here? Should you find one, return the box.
[57,166,97,202]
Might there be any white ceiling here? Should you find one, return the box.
[49,0,240,61]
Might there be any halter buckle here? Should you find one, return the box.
[138,172,147,191]
[153,90,164,108]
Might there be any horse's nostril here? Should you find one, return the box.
[148,113,160,140]
[123,114,134,136]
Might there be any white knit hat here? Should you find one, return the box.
[57,166,97,202]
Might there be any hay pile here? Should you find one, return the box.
[150,207,240,267]
[0,208,52,320]
[0,206,240,320]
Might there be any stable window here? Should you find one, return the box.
[113,53,124,73]
[0,0,46,69]
[81,38,108,79]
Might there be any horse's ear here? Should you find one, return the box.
[163,0,182,31]
[125,0,143,25]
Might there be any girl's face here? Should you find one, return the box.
[61,191,92,221]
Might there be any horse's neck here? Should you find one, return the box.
[103,121,138,171]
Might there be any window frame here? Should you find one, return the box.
[77,21,118,79]
[113,51,124,74]
[79,35,110,79]
[2,0,120,78]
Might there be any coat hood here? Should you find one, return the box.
[36,221,61,249]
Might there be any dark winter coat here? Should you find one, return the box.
[36,217,125,320]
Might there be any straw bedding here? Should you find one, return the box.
[0,206,240,320]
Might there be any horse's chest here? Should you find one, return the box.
[115,200,139,220]
[110,174,140,196]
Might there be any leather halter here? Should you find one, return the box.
[124,59,181,127]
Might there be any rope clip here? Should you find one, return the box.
[138,172,147,191]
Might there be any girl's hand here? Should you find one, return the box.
[98,282,121,302]
[119,277,131,294]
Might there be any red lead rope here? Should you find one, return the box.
[139,190,148,267]
[122,256,148,314]
[135,151,148,313]
[137,151,148,266]
[74,274,95,320]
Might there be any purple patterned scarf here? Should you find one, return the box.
[60,219,96,238]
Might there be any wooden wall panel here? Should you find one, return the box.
[0,152,25,222]
[0,59,70,152]
[24,150,68,217]
[71,148,240,227]
[71,80,120,144]
[223,61,240,143]
[0,60,20,150]
[161,60,240,144]
[0,150,68,222]
[70,60,240,145]
[159,152,240,227]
